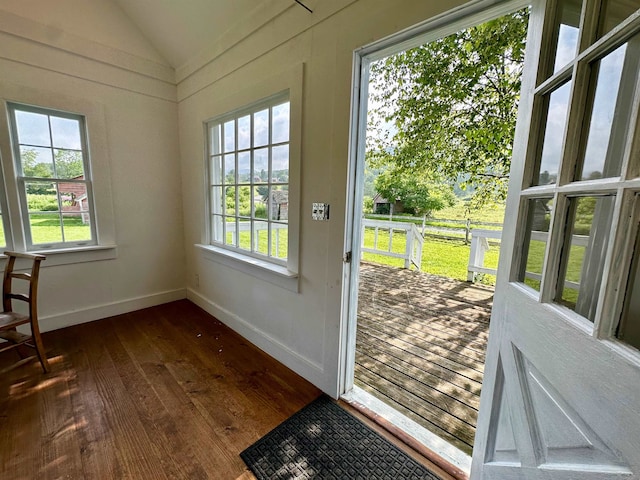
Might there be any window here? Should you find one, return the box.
[7,103,96,250]
[206,92,290,266]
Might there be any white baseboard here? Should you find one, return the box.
[187,288,326,390]
[39,288,187,332]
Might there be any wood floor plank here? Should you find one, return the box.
[355,261,492,456]
[0,300,322,480]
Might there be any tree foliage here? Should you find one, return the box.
[374,167,456,217]
[368,9,529,208]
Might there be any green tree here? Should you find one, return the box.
[54,150,84,179]
[374,167,456,218]
[368,9,528,209]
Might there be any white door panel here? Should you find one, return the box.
[473,0,640,478]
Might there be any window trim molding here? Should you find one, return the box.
[199,63,303,285]
[0,80,117,263]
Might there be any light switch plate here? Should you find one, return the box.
[312,202,330,221]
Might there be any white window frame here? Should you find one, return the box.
[206,92,290,266]
[197,65,302,291]
[0,83,117,267]
[7,102,98,251]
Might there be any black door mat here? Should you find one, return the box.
[241,395,442,479]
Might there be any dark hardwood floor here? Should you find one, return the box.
[0,300,322,480]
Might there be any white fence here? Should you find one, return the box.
[361,219,424,270]
[467,229,587,291]
[222,220,287,252]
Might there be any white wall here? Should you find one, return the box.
[0,2,185,330]
[179,0,467,395]
[0,0,471,397]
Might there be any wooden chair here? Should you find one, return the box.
[0,251,49,373]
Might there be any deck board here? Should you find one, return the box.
[355,262,493,455]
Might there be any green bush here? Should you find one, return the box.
[27,194,58,211]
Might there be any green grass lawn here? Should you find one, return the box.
[30,213,92,244]
[362,228,500,285]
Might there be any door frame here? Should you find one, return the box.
[338,0,531,467]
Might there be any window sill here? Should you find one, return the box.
[196,244,299,292]
[3,245,118,268]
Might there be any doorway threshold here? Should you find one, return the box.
[342,386,471,478]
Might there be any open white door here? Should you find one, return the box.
[472,0,640,478]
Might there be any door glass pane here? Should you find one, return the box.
[579,35,639,181]
[552,0,582,74]
[533,81,572,186]
[518,197,554,291]
[599,0,640,39]
[617,207,640,350]
[556,195,615,321]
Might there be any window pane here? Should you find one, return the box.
[238,186,252,217]
[211,156,222,185]
[533,81,572,186]
[579,39,637,181]
[0,220,5,249]
[62,213,91,241]
[238,152,251,184]
[268,187,289,222]
[253,148,268,183]
[223,154,235,184]
[50,117,82,150]
[211,214,224,243]
[599,0,640,39]
[236,219,250,251]
[21,146,54,178]
[253,220,269,255]
[26,183,57,211]
[238,115,250,150]
[272,102,290,144]
[225,186,236,215]
[14,110,50,146]
[223,120,235,153]
[59,182,87,212]
[617,209,640,350]
[30,213,63,244]
[271,223,288,259]
[210,124,222,155]
[211,186,224,215]
[253,109,269,147]
[272,145,289,182]
[518,197,554,291]
[54,149,84,179]
[225,218,237,247]
[556,195,615,321]
[552,0,581,74]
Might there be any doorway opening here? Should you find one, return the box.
[341,1,530,473]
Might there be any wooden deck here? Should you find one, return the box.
[355,262,494,456]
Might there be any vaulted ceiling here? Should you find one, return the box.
[111,0,266,68]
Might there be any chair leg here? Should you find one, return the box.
[30,326,50,373]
